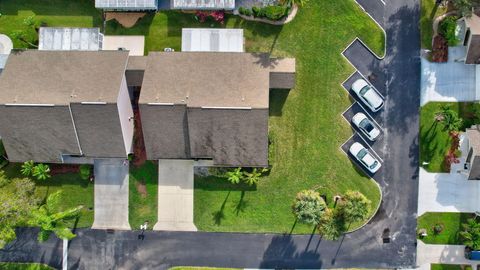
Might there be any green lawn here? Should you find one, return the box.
[108,0,384,233]
[0,0,102,49]
[420,102,480,172]
[3,163,94,228]
[431,264,469,270]
[417,212,473,244]
[420,0,447,49]
[129,161,158,229]
[0,263,54,270]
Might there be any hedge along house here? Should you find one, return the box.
[0,50,134,163]
[138,52,295,167]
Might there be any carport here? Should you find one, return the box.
[92,159,131,230]
[153,159,197,231]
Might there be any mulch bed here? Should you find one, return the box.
[132,109,147,167]
[50,164,80,175]
[432,35,448,63]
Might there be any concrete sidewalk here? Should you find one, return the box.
[153,159,197,231]
[417,241,477,269]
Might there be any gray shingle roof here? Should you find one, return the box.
[0,50,129,105]
[140,52,271,108]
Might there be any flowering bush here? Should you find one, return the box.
[195,10,225,24]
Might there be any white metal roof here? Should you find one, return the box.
[182,28,244,52]
[172,0,234,9]
[39,28,102,51]
[95,0,157,10]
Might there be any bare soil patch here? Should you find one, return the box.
[105,12,146,28]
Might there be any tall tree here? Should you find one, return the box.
[451,0,474,17]
[29,191,82,242]
[0,177,38,248]
[317,209,346,240]
[291,190,327,225]
[337,190,371,224]
[437,106,462,132]
[460,218,480,250]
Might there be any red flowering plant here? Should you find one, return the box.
[194,10,225,24]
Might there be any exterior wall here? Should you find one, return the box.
[0,105,81,162]
[117,75,134,155]
[70,103,127,158]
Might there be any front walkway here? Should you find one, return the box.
[418,135,480,216]
[92,159,131,230]
[153,159,197,231]
[421,46,478,106]
[417,241,477,269]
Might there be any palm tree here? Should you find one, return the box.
[317,209,346,241]
[30,191,83,242]
[225,167,243,184]
[32,164,51,181]
[438,106,463,132]
[291,190,327,225]
[337,190,371,224]
[243,168,268,186]
[21,160,35,177]
[460,218,480,250]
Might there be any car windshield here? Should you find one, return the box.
[359,85,370,96]
[370,161,378,169]
[359,118,374,132]
[357,148,368,159]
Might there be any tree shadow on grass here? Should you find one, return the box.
[213,191,231,225]
[234,190,248,216]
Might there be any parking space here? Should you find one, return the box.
[342,71,385,126]
[341,133,384,182]
[342,40,386,94]
[342,102,385,156]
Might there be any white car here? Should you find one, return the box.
[351,79,384,112]
[352,112,381,141]
[349,142,381,173]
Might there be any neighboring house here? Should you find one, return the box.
[95,0,158,11]
[464,125,480,179]
[39,27,145,56]
[0,34,13,74]
[457,14,480,64]
[0,50,134,163]
[182,28,244,52]
[171,0,234,10]
[138,52,295,167]
[39,27,103,51]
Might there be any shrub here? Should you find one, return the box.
[79,164,91,180]
[439,16,459,46]
[252,6,264,17]
[292,190,327,225]
[263,5,288,20]
[433,223,444,234]
[239,7,252,16]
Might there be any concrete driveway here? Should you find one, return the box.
[153,159,197,231]
[92,159,131,230]
[417,241,477,269]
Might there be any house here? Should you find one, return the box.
[95,0,158,11]
[0,50,134,163]
[39,27,145,56]
[171,0,234,10]
[464,125,480,179]
[182,28,244,52]
[458,14,480,64]
[138,52,295,167]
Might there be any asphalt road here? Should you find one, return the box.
[0,0,420,269]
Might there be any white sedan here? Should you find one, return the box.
[349,142,381,173]
[351,79,384,112]
[352,112,381,141]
